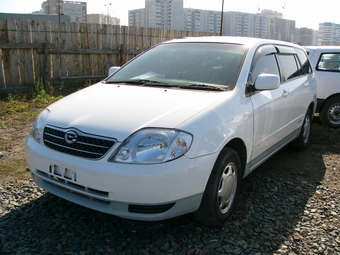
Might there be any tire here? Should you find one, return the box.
[291,108,312,151]
[194,148,241,226]
[320,97,340,128]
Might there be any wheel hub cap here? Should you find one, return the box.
[218,162,237,214]
[328,104,340,125]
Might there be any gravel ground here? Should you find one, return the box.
[1,167,339,255]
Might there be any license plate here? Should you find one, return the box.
[50,164,77,182]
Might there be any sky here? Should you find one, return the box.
[0,0,339,30]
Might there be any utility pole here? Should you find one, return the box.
[58,0,61,23]
[220,0,224,36]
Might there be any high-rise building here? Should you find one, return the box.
[129,0,184,30]
[184,9,221,33]
[318,22,340,45]
[222,11,293,41]
[294,27,314,46]
[128,0,300,43]
[41,0,87,23]
[145,0,184,30]
[128,8,146,27]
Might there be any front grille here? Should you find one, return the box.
[43,126,116,159]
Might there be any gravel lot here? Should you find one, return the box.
[0,120,340,255]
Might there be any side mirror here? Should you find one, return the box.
[254,73,280,90]
[108,66,120,76]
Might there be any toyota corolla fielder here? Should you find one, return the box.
[26,36,317,226]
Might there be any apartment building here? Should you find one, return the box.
[222,12,253,37]
[128,8,146,28]
[87,14,120,25]
[318,22,340,45]
[129,0,184,30]
[41,0,87,23]
[295,27,315,46]
[129,1,295,42]
[127,0,340,45]
[183,9,221,33]
[221,11,294,41]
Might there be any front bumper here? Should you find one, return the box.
[26,135,218,221]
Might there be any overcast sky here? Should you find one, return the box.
[0,0,339,30]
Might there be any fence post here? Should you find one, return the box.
[119,43,124,66]
[43,43,50,92]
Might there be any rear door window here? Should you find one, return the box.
[276,54,300,81]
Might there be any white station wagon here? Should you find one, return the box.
[26,37,317,226]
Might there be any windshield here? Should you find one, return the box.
[106,42,247,91]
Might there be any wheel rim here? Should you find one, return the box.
[303,113,311,144]
[217,162,237,214]
[328,103,340,125]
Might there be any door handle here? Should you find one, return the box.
[282,90,289,98]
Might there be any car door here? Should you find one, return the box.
[275,46,314,133]
[248,45,292,169]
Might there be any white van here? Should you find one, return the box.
[304,46,340,128]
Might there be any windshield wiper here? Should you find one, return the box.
[103,80,226,91]
[103,79,172,87]
[181,83,227,91]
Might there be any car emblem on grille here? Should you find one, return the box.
[65,130,78,144]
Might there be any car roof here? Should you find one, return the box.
[164,36,303,50]
[304,46,340,51]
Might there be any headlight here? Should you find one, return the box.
[31,108,49,143]
[110,128,193,164]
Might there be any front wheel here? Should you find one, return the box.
[320,97,340,128]
[194,148,241,226]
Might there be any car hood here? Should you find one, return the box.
[46,83,227,141]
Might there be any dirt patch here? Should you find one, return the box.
[0,113,339,189]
